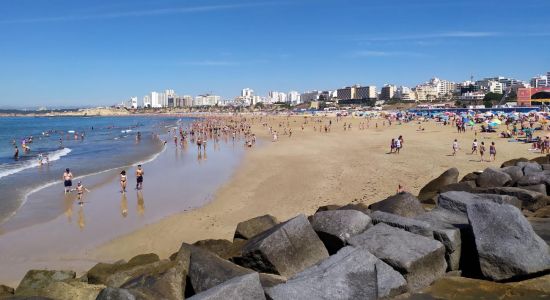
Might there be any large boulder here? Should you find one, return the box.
[310,210,372,254]
[193,239,246,260]
[438,181,476,194]
[369,192,425,217]
[523,161,543,175]
[520,184,548,196]
[476,168,512,188]
[96,287,136,300]
[121,259,187,300]
[474,187,547,211]
[188,273,265,300]
[267,246,397,300]
[258,273,287,288]
[87,253,160,285]
[460,172,480,183]
[370,211,433,238]
[418,168,459,203]
[40,281,105,300]
[467,201,550,280]
[530,156,550,165]
[475,194,522,209]
[413,213,462,271]
[337,203,371,215]
[348,223,446,291]
[501,166,524,184]
[237,214,329,277]
[15,270,76,297]
[102,260,175,288]
[233,214,278,240]
[178,243,253,295]
[529,217,550,245]
[501,157,529,168]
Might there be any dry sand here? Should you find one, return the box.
[91,115,542,262]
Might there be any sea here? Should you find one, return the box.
[0,116,181,224]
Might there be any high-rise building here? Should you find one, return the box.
[531,74,549,88]
[143,95,151,108]
[300,91,321,103]
[129,97,138,109]
[241,88,254,98]
[355,86,377,99]
[337,85,359,100]
[150,92,161,108]
[381,85,397,100]
[288,91,301,104]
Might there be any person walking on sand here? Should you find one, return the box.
[120,170,127,193]
[452,139,459,156]
[76,181,91,205]
[480,141,486,162]
[135,165,144,190]
[489,142,496,161]
[471,139,478,154]
[395,138,401,154]
[63,168,73,193]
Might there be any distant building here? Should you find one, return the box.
[531,74,549,88]
[241,88,254,98]
[355,86,377,99]
[288,91,301,104]
[301,91,322,103]
[194,94,220,106]
[414,84,438,101]
[143,95,151,108]
[460,92,486,102]
[396,86,415,102]
[127,97,138,109]
[337,85,359,100]
[380,85,397,100]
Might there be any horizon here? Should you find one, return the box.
[1,0,549,107]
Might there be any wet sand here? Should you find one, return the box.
[91,116,542,267]
[0,137,245,286]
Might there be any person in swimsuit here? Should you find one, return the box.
[120,170,127,193]
[452,139,459,156]
[63,168,73,193]
[14,146,19,160]
[76,181,90,205]
[489,142,496,161]
[136,165,144,190]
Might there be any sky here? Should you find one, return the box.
[0,0,549,107]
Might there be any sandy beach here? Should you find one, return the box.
[90,115,542,268]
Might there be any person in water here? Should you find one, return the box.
[76,181,90,205]
[120,170,127,193]
[14,146,19,160]
[135,165,144,190]
[63,168,73,193]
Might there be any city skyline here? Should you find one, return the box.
[1,0,549,106]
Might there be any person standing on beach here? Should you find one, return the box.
[136,165,144,190]
[489,142,496,161]
[120,170,127,193]
[471,139,478,154]
[63,168,73,193]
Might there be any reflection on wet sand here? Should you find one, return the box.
[78,205,85,230]
[120,194,128,218]
[63,194,73,223]
[137,191,145,216]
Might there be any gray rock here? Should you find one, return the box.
[516,173,547,186]
[96,287,136,300]
[258,273,287,288]
[467,201,550,280]
[188,273,265,300]
[501,166,524,183]
[310,210,372,254]
[337,203,371,215]
[39,281,104,300]
[178,243,253,294]
[476,168,512,188]
[266,246,385,300]
[542,164,550,170]
[500,157,528,168]
[427,207,469,227]
[418,168,459,203]
[520,184,548,196]
[523,162,543,175]
[460,172,480,183]
[369,192,425,217]
[474,187,547,211]
[103,260,175,288]
[193,239,246,260]
[87,254,160,285]
[413,213,462,271]
[348,223,447,291]
[315,205,340,213]
[238,214,329,277]
[529,217,550,245]
[438,181,476,194]
[371,211,433,238]
[234,214,279,240]
[121,259,186,300]
[0,285,14,296]
[475,194,522,209]
[15,270,76,297]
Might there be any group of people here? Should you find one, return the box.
[450,139,497,162]
[389,136,404,154]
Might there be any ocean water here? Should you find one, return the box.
[0,116,181,223]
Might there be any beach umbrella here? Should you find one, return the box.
[469,120,475,126]
[491,119,502,125]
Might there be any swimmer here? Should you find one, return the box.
[14,146,19,160]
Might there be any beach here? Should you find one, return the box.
[90,115,542,266]
[0,114,544,286]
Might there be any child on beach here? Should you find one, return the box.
[120,170,127,193]
[76,181,91,205]
[452,139,459,156]
[480,141,486,162]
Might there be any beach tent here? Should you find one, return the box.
[491,119,502,125]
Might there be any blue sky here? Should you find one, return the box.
[0,0,549,107]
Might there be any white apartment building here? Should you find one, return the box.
[414,84,438,101]
[460,92,485,101]
[194,95,220,106]
[143,95,151,108]
[288,91,301,104]
[396,86,415,102]
[268,91,287,103]
[531,74,549,88]
[129,97,138,109]
[241,88,254,98]
[429,78,456,96]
